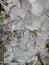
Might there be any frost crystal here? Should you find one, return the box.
[0,0,49,65]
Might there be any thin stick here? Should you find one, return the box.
[37,54,44,65]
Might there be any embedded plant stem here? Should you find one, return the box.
[37,54,44,65]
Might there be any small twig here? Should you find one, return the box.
[37,54,44,65]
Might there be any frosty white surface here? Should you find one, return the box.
[28,0,36,4]
[31,2,43,17]
[1,0,49,65]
